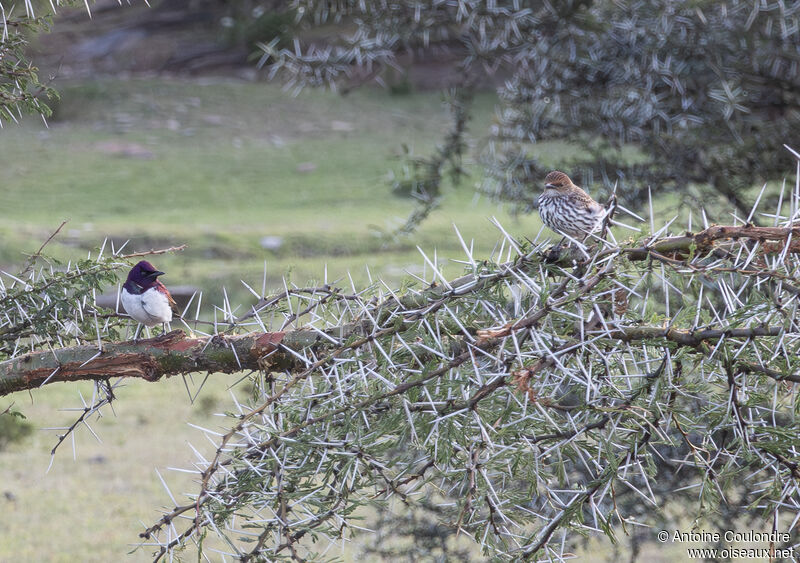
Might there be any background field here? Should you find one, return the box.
[1,78,553,301]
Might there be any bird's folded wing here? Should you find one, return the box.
[156,281,180,315]
[141,287,174,322]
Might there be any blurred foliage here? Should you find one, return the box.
[0,1,66,123]
[260,0,800,221]
[389,86,472,235]
[195,394,219,417]
[388,74,413,96]
[0,408,32,451]
[358,500,480,562]
[219,1,295,52]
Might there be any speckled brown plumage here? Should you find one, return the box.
[538,171,604,240]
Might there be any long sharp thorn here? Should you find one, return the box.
[747,183,767,223]
[775,179,786,227]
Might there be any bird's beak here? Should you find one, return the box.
[545,183,556,189]
[154,271,165,277]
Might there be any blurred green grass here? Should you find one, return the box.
[1,77,556,308]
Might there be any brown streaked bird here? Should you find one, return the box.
[538,171,605,241]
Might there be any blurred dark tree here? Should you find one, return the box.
[214,0,295,51]
[259,0,800,223]
[0,0,297,110]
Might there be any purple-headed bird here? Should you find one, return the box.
[121,261,178,330]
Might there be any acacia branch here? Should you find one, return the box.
[626,225,800,260]
[19,220,68,277]
[118,244,188,259]
[545,225,800,266]
[1,322,791,397]
[0,330,308,396]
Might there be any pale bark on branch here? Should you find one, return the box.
[546,224,800,265]
[0,330,307,396]
[0,322,789,396]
